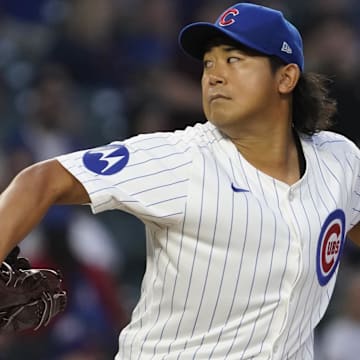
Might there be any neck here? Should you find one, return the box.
[226,124,302,185]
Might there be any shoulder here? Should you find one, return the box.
[303,132,360,180]
[310,131,358,150]
[308,131,360,158]
[124,122,222,151]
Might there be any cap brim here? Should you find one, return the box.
[179,22,270,60]
[179,23,229,60]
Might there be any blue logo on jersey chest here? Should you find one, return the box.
[83,144,129,175]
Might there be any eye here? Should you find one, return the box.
[227,56,240,63]
[203,59,213,69]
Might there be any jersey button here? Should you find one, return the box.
[288,190,294,201]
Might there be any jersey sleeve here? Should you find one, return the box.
[351,149,360,228]
[315,131,360,230]
[341,136,360,229]
[56,132,193,226]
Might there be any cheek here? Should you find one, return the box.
[234,73,259,92]
[201,80,210,115]
[234,80,273,110]
[246,71,275,94]
[201,93,208,115]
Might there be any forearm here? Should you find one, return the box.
[348,222,360,247]
[0,165,55,261]
[0,160,89,262]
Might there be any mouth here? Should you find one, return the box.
[208,94,231,103]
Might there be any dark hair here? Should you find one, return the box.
[269,57,337,135]
[293,73,337,135]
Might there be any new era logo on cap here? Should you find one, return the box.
[281,41,293,54]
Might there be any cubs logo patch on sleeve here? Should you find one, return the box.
[316,209,346,286]
[83,144,129,175]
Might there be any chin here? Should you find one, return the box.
[208,115,235,129]
[208,117,244,139]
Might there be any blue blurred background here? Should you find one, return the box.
[0,0,359,359]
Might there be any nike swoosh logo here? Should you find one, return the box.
[231,183,250,193]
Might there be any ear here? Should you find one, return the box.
[277,63,301,94]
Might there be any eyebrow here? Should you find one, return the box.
[204,45,261,59]
[204,45,242,56]
[203,33,264,54]
[221,45,242,52]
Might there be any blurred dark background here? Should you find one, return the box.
[0,0,359,359]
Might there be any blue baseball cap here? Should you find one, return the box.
[179,3,304,71]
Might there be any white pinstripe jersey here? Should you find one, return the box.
[57,121,360,359]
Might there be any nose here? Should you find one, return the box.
[208,73,225,86]
[208,71,225,86]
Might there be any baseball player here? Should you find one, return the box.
[0,2,359,359]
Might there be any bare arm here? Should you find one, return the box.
[0,159,89,261]
[348,222,360,247]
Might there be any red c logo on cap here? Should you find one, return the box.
[218,8,239,27]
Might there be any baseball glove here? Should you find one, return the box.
[0,246,67,333]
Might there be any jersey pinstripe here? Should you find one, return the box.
[57,122,360,359]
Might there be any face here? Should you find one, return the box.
[201,43,281,133]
